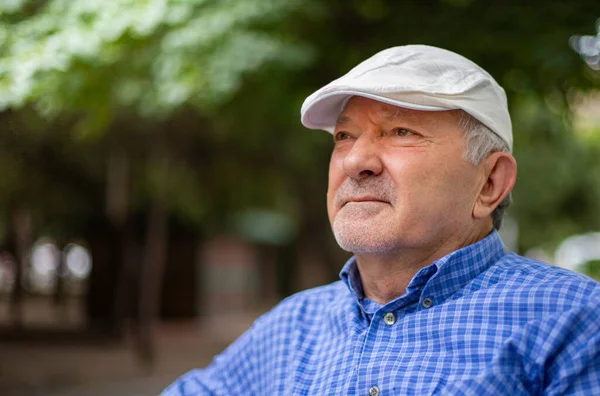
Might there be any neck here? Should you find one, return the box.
[354,226,490,305]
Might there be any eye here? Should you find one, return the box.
[391,128,414,137]
[334,131,351,141]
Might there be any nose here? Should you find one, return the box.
[342,136,383,180]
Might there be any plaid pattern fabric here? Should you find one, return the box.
[161,231,600,395]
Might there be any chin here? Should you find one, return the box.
[332,223,400,254]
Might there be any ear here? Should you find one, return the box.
[473,152,517,221]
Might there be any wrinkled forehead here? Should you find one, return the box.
[336,96,464,129]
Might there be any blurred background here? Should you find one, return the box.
[0,0,599,394]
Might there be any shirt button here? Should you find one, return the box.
[422,297,433,308]
[369,386,380,396]
[383,312,396,326]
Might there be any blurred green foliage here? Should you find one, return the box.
[0,0,313,127]
[0,0,599,253]
[583,259,600,281]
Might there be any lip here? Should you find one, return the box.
[343,196,390,206]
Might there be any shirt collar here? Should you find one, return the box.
[339,230,506,309]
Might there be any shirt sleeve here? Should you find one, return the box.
[541,295,600,395]
[439,293,600,396]
[159,323,259,396]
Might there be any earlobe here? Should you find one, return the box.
[472,152,517,220]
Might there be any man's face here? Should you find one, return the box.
[327,96,484,255]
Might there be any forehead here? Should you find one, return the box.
[336,96,461,128]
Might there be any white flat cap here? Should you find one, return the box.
[301,45,512,150]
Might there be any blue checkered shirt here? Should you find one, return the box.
[161,231,600,395]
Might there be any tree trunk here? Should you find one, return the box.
[137,155,170,369]
[10,206,32,330]
[106,145,134,338]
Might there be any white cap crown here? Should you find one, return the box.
[301,45,512,150]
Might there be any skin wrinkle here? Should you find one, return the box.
[332,174,397,254]
[327,96,516,305]
[333,176,395,213]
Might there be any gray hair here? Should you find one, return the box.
[457,111,512,230]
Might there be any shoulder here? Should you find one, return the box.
[494,252,599,288]
[253,281,350,330]
[247,281,352,337]
[481,252,600,308]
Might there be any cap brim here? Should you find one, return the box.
[301,90,449,133]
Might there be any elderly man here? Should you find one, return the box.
[162,45,600,395]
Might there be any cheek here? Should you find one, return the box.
[386,152,474,208]
[327,155,345,221]
[385,154,430,190]
[423,160,480,214]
